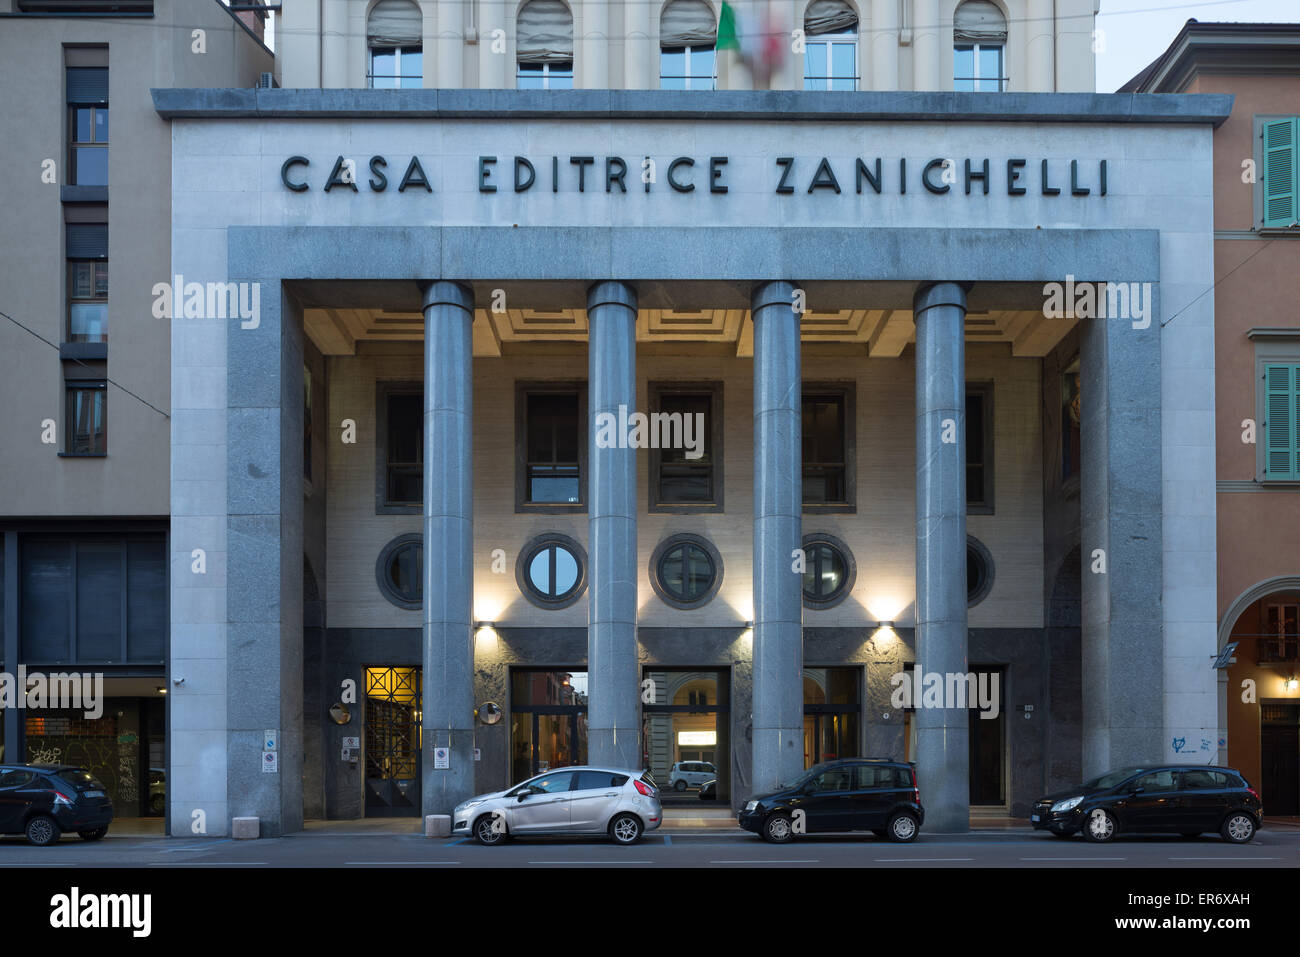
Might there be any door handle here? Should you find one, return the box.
[604,792,617,796]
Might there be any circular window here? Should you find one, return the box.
[516,533,587,609]
[967,535,995,607]
[802,534,856,609]
[650,534,723,610]
[376,533,423,610]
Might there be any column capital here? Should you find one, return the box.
[750,280,800,314]
[420,280,475,312]
[913,281,972,316]
[587,280,637,313]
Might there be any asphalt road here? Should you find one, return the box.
[0,827,1296,867]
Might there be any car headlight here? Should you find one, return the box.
[1051,796,1084,813]
[744,800,759,812]
[457,800,485,813]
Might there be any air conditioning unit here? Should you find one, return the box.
[258,72,278,90]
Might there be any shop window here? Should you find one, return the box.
[803,0,859,91]
[650,533,722,610]
[517,384,586,511]
[516,533,587,609]
[367,0,423,88]
[67,66,108,186]
[803,668,861,767]
[801,534,855,609]
[966,382,994,512]
[511,669,589,782]
[19,536,165,664]
[802,386,854,510]
[375,533,422,610]
[660,0,717,90]
[517,0,574,89]
[649,383,722,511]
[953,1,1007,92]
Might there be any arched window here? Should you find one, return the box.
[367,0,424,89]
[660,0,717,90]
[953,0,1007,92]
[803,0,859,91]
[517,0,574,89]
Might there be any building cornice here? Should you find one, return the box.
[150,88,1234,126]
[1122,23,1300,93]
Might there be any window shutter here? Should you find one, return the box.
[367,0,423,48]
[661,0,718,48]
[1263,118,1298,228]
[805,0,859,36]
[517,0,574,63]
[66,67,108,105]
[954,0,1008,43]
[1264,364,1298,478]
[66,224,108,260]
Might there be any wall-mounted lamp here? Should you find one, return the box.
[876,621,896,630]
[171,677,185,687]
[473,620,496,631]
[744,620,755,629]
[1286,676,1298,693]
[157,686,167,695]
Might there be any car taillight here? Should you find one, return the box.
[634,780,653,796]
[53,790,74,806]
[911,769,920,804]
[1248,787,1261,803]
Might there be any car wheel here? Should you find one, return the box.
[78,828,108,842]
[473,813,508,846]
[609,813,643,845]
[25,815,61,847]
[674,780,687,792]
[1221,812,1255,844]
[1082,807,1117,843]
[763,812,794,844]
[887,812,919,843]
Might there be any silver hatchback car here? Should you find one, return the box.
[453,766,662,845]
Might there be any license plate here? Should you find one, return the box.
[84,790,105,798]
[1030,813,1040,822]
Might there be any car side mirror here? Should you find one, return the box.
[517,790,531,802]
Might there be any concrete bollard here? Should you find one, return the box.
[424,814,451,838]
[231,817,260,840]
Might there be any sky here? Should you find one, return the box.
[1096,0,1300,91]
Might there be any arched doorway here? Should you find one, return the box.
[1220,577,1300,815]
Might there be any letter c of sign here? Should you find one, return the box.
[282,155,310,192]
[667,157,696,193]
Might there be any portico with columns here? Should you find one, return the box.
[159,88,1224,835]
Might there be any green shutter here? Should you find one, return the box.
[1263,118,1298,228]
[1264,364,1299,478]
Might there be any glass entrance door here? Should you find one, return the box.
[364,667,422,817]
[802,668,862,767]
[642,669,729,803]
[510,669,589,784]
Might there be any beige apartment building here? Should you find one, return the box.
[0,0,271,819]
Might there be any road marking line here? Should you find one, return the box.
[874,857,974,862]
[343,861,462,865]
[663,834,672,845]
[709,859,819,864]
[148,861,267,866]
[1169,856,1280,860]
[529,860,652,864]
[1020,857,1125,861]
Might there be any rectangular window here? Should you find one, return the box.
[516,384,586,512]
[660,45,716,90]
[1262,117,1298,229]
[1264,363,1300,479]
[67,66,108,186]
[803,37,857,91]
[66,382,107,454]
[953,43,1005,92]
[368,46,423,89]
[649,383,722,512]
[67,259,108,343]
[517,60,574,89]
[1260,603,1299,663]
[383,389,422,507]
[966,383,994,512]
[802,386,854,511]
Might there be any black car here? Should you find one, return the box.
[0,764,114,846]
[1032,765,1262,844]
[699,779,716,800]
[739,759,923,843]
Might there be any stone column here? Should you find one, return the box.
[581,0,610,89]
[422,281,476,814]
[870,0,899,91]
[912,0,941,91]
[751,281,803,794]
[624,0,652,89]
[587,281,639,770]
[478,0,508,89]
[435,0,464,88]
[1026,0,1056,92]
[913,281,969,833]
[1080,287,1163,776]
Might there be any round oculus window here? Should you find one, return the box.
[801,534,856,609]
[516,534,587,609]
[967,536,995,607]
[650,534,723,609]
[375,534,423,609]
